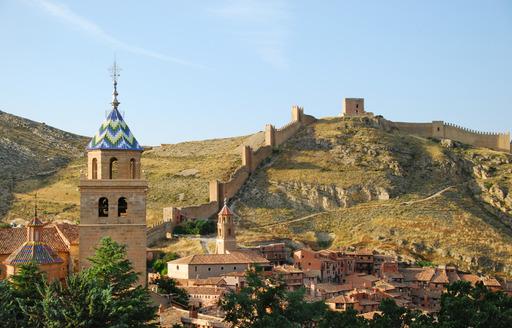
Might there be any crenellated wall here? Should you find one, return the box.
[385,119,510,152]
[155,105,316,240]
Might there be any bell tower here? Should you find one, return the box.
[78,62,147,285]
[215,199,237,254]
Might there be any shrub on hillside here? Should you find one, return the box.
[173,219,216,235]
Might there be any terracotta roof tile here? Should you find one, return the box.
[55,223,79,245]
[0,226,70,255]
[169,251,269,265]
[0,228,26,254]
[218,204,233,216]
[326,295,356,304]
[182,286,225,296]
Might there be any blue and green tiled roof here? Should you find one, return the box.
[4,241,64,265]
[87,108,142,151]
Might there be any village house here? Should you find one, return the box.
[245,242,289,265]
[273,265,304,291]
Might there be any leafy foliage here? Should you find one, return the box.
[0,237,157,327]
[173,219,216,235]
[153,276,189,306]
[148,251,180,275]
[220,270,326,328]
[220,270,512,328]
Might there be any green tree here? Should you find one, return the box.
[41,273,114,328]
[0,280,22,328]
[153,276,189,306]
[85,237,157,327]
[438,281,512,328]
[318,308,367,328]
[10,262,46,328]
[220,270,327,328]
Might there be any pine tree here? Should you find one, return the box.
[85,237,157,327]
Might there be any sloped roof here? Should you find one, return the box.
[0,225,74,255]
[169,251,269,265]
[87,108,142,151]
[55,223,80,245]
[4,241,64,265]
[219,203,233,216]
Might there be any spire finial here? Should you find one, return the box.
[224,197,228,206]
[109,60,121,109]
[34,192,38,219]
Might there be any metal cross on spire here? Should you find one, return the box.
[109,60,121,109]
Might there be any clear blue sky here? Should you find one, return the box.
[1,0,511,145]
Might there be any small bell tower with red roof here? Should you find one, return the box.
[215,199,237,254]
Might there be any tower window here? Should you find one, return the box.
[130,158,136,179]
[99,197,109,217]
[92,158,98,179]
[228,228,231,236]
[109,158,119,179]
[356,104,359,108]
[118,197,128,217]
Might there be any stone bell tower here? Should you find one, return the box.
[215,199,237,254]
[78,62,147,285]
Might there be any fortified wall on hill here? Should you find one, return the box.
[146,106,316,245]
[342,98,511,153]
[146,98,510,245]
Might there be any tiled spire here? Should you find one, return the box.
[87,62,142,151]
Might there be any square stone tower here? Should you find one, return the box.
[342,98,365,117]
[79,73,147,285]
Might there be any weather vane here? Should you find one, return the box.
[109,60,121,83]
[109,60,121,109]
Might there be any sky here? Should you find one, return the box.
[1,0,511,146]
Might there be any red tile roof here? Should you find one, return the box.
[55,223,79,245]
[0,225,73,255]
[169,251,269,265]
[218,204,233,216]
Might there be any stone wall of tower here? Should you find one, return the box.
[342,98,366,117]
[215,212,237,254]
[79,149,148,286]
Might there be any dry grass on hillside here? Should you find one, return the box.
[234,116,512,276]
[5,135,260,225]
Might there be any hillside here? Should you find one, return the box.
[0,110,87,221]
[1,109,260,223]
[3,110,512,276]
[233,116,512,276]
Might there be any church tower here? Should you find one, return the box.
[215,199,237,254]
[78,63,147,285]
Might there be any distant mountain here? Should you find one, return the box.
[0,110,87,219]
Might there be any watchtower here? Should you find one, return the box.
[342,98,365,117]
[78,63,147,285]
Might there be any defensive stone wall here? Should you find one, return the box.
[157,105,316,239]
[383,119,510,152]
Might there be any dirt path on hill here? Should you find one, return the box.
[259,185,455,229]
